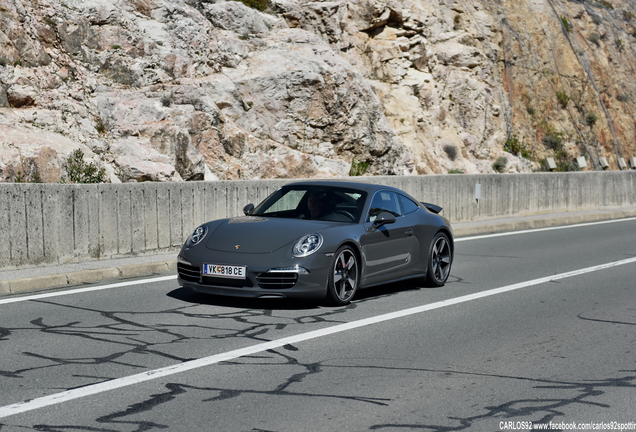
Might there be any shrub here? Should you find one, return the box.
[236,0,268,11]
[623,10,634,21]
[161,93,174,107]
[504,135,531,159]
[349,159,369,176]
[64,149,107,183]
[493,157,508,173]
[443,144,458,161]
[617,93,631,103]
[539,126,577,172]
[556,90,570,108]
[13,171,25,183]
[560,16,573,33]
[453,14,461,30]
[615,38,624,51]
[585,112,598,127]
[588,33,601,46]
[542,127,564,150]
[95,118,107,134]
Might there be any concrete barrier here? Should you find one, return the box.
[1,171,634,270]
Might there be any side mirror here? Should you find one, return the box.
[243,203,255,215]
[373,211,396,227]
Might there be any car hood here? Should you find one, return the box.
[205,216,333,253]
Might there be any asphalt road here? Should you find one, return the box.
[1,219,636,432]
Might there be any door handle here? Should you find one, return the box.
[405,228,413,236]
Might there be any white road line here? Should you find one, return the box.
[1,256,635,419]
[0,275,177,305]
[455,216,636,242]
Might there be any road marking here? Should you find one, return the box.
[0,275,177,305]
[455,216,636,242]
[1,256,635,419]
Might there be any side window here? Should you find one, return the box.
[368,191,400,221]
[397,193,419,215]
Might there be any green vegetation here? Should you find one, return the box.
[541,125,577,172]
[235,0,268,11]
[13,171,25,183]
[43,16,57,27]
[349,159,369,176]
[560,16,573,33]
[615,38,624,52]
[64,149,107,183]
[443,144,458,161]
[556,90,570,108]
[585,112,598,127]
[617,93,631,103]
[622,10,634,21]
[542,125,564,150]
[492,157,508,173]
[95,118,107,134]
[161,92,174,107]
[453,14,461,30]
[503,135,531,159]
[448,169,464,174]
[588,33,601,46]
[11,169,41,183]
[598,1,613,9]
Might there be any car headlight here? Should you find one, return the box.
[292,233,323,257]
[188,225,207,247]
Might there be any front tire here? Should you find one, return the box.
[327,246,359,305]
[426,232,452,287]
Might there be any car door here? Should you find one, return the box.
[360,190,420,283]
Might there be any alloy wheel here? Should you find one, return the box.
[329,247,358,304]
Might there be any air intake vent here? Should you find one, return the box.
[256,272,298,289]
[178,263,200,282]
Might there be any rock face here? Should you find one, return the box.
[1,0,635,182]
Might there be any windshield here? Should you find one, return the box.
[252,185,367,223]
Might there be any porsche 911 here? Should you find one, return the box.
[177,180,453,305]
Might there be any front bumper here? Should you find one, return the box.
[177,250,332,300]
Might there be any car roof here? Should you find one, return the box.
[284,180,402,194]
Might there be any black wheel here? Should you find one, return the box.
[426,232,452,287]
[327,246,359,305]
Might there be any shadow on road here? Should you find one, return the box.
[167,277,446,310]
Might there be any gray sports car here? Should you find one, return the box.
[177,180,453,305]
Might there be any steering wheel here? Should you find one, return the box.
[333,210,356,221]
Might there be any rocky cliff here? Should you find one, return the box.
[1,0,635,182]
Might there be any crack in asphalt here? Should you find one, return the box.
[9,363,636,432]
[1,289,634,431]
[368,374,636,431]
[0,297,355,381]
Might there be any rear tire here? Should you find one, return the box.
[426,232,452,287]
[326,246,359,305]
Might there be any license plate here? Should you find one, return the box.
[203,264,247,279]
